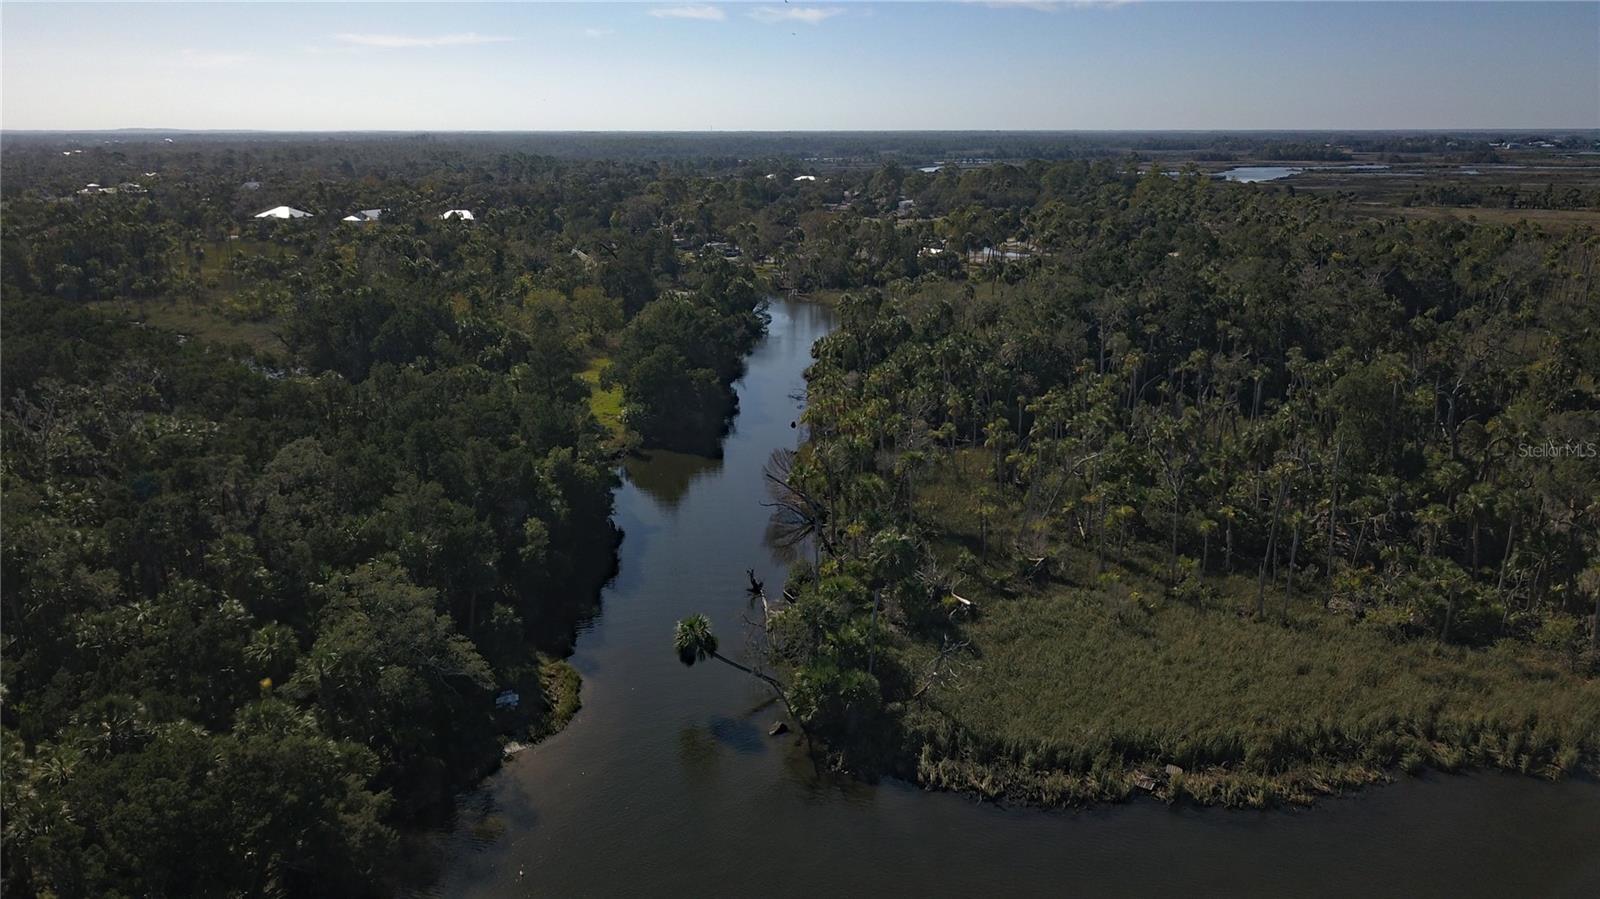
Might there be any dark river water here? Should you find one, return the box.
[418,298,1600,898]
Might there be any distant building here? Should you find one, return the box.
[440,209,475,221]
[254,205,312,219]
[793,174,817,182]
[241,181,262,191]
[341,208,384,224]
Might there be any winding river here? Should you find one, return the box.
[419,298,1600,898]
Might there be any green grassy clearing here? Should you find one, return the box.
[88,298,287,357]
[579,355,626,439]
[82,240,297,355]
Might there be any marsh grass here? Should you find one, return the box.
[893,454,1600,808]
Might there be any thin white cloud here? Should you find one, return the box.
[334,32,514,49]
[177,49,253,68]
[648,5,726,22]
[969,0,1132,10]
[749,6,845,26]
[584,27,616,39]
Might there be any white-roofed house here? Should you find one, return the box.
[342,209,384,224]
[440,209,475,221]
[254,206,312,220]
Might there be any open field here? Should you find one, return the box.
[1201,153,1600,210]
[1356,204,1600,231]
[86,298,287,356]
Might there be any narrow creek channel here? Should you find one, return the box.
[417,297,1600,898]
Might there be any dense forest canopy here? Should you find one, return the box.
[2,133,1598,895]
[1,140,777,895]
[737,163,1600,806]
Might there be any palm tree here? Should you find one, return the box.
[673,614,723,667]
[673,614,806,736]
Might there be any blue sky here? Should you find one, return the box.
[2,2,1596,130]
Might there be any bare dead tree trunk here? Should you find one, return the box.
[1497,516,1517,598]
[1283,522,1300,620]
[711,650,808,741]
[1591,583,1600,653]
[1170,501,1181,587]
[868,589,881,676]
[1326,437,1341,606]
[1257,467,1289,619]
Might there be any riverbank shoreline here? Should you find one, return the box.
[900,730,1600,812]
[897,760,1600,819]
[501,658,583,758]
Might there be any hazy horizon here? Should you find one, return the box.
[6,128,1599,135]
[3,1,1597,132]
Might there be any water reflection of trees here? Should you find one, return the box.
[624,449,723,508]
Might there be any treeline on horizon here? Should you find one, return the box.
[5,128,1596,170]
